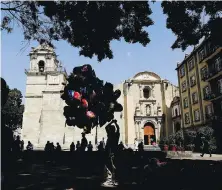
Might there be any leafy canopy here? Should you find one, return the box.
[1,1,153,61]
[161,1,222,50]
[1,1,222,61]
[1,88,24,131]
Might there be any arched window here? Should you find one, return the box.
[175,108,178,116]
[143,87,150,99]
[38,60,45,72]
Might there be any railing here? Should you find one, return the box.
[203,92,222,101]
[206,114,222,122]
[25,67,66,73]
[205,113,213,120]
[200,45,219,62]
[202,67,222,81]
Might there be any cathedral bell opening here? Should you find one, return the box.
[38,60,45,72]
[144,122,156,145]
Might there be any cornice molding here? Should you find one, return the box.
[25,95,43,98]
[131,80,162,84]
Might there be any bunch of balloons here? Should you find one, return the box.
[61,64,123,134]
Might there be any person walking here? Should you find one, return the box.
[200,137,212,157]
[134,138,138,151]
[98,141,105,151]
[76,141,81,152]
[117,141,125,151]
[87,141,93,151]
[26,141,33,151]
[138,141,144,152]
[21,140,24,151]
[80,133,88,151]
[70,142,75,152]
[55,142,62,152]
[103,119,120,186]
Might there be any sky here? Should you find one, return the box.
[1,3,193,100]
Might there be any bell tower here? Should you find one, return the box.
[29,43,59,73]
[22,43,69,149]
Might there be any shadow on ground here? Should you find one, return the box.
[2,151,222,190]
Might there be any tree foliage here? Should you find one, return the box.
[1,77,9,107]
[161,1,222,50]
[1,88,24,131]
[1,1,153,61]
[1,1,221,60]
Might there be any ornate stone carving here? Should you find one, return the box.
[45,54,52,59]
[31,54,37,60]
[152,84,155,98]
[138,84,142,98]
[48,75,59,84]
[133,72,161,81]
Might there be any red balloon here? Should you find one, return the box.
[82,99,88,108]
[73,91,81,100]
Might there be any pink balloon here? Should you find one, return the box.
[86,111,96,118]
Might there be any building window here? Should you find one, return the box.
[143,87,150,99]
[201,66,208,80]
[182,81,187,92]
[215,57,221,72]
[38,60,45,72]
[218,79,222,94]
[198,48,205,62]
[203,86,210,99]
[194,110,200,121]
[183,97,188,108]
[180,66,185,77]
[188,58,194,71]
[192,92,198,104]
[185,113,190,124]
[175,108,178,116]
[190,75,196,87]
[205,104,213,117]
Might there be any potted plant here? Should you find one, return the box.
[159,137,168,151]
[184,130,197,151]
[186,144,195,152]
[175,130,184,151]
[169,134,177,151]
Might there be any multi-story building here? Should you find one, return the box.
[176,38,222,151]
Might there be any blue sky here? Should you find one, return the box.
[1,3,192,99]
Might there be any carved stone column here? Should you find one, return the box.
[156,120,161,142]
[152,83,155,98]
[140,103,143,115]
[150,104,153,116]
[153,102,156,116]
[134,121,138,139]
[138,84,142,98]
[138,121,142,141]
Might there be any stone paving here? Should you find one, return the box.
[167,152,222,161]
[2,152,222,190]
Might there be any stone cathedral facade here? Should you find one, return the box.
[22,44,179,150]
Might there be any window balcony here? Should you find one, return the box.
[204,92,222,101]
[202,67,222,81]
[206,114,222,122]
[205,113,213,121]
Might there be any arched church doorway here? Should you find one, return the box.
[144,122,156,145]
